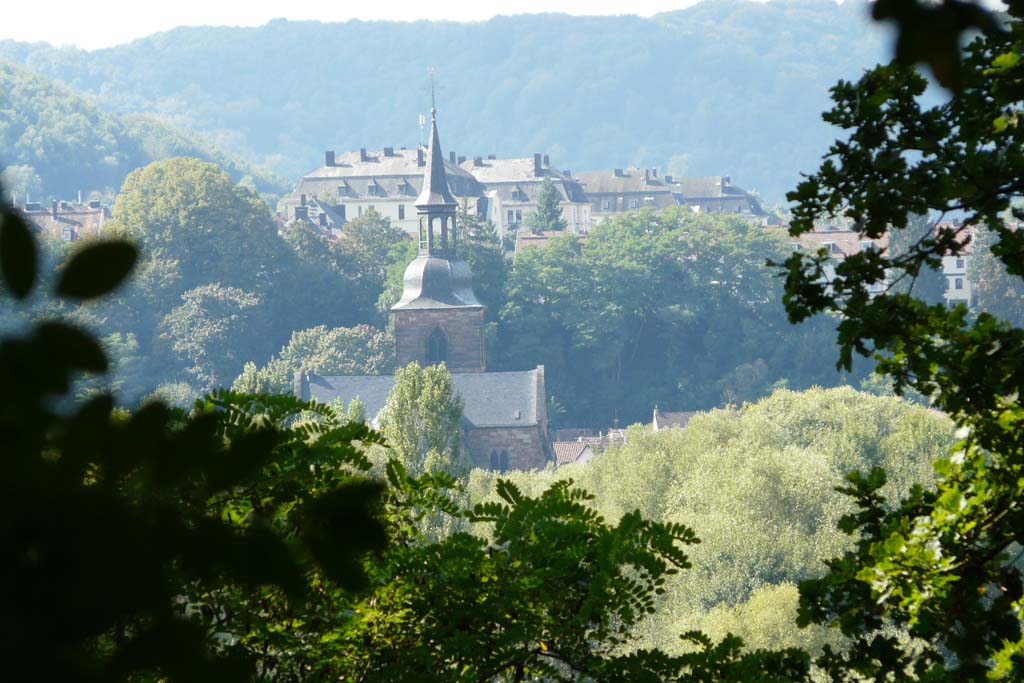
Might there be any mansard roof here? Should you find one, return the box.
[301,147,482,198]
[299,367,546,428]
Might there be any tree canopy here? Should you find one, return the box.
[499,208,851,426]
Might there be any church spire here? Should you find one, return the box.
[415,108,458,208]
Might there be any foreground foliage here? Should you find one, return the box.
[0,204,386,681]
[784,3,1024,679]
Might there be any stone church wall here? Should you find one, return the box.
[465,426,549,471]
[394,307,485,372]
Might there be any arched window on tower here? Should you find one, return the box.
[426,327,447,365]
[489,450,510,473]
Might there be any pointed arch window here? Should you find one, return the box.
[426,327,447,365]
[490,450,510,473]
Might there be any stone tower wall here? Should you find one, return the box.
[393,307,486,373]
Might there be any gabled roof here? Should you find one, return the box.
[300,367,546,429]
[552,441,594,465]
[513,230,583,259]
[652,408,696,430]
[795,228,889,258]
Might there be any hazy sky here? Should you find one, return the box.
[3,1,721,50]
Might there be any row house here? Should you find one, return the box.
[459,153,591,237]
[575,167,683,223]
[16,199,110,242]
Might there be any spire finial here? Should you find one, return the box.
[429,67,437,119]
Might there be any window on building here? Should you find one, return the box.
[366,183,377,197]
[426,327,447,365]
[601,200,610,211]
[629,198,638,209]
[489,450,510,473]
[62,227,74,242]
[515,210,522,224]
[955,278,964,290]
[956,258,965,269]
[507,209,514,225]
[358,206,363,217]
[398,205,405,220]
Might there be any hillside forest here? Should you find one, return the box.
[0,0,890,203]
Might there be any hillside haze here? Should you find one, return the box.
[0,0,887,203]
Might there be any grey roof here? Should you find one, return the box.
[298,147,482,199]
[674,176,729,199]
[416,112,458,207]
[300,367,545,428]
[461,158,588,203]
[576,168,681,195]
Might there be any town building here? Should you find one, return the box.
[935,221,976,307]
[17,199,110,242]
[295,110,553,471]
[575,167,683,223]
[652,407,697,431]
[284,146,485,235]
[460,154,591,237]
[793,226,890,298]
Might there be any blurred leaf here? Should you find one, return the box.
[57,240,137,299]
[0,209,36,298]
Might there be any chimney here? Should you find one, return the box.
[534,153,543,176]
[665,174,674,183]
[473,156,483,166]
[457,155,466,165]
[77,190,82,205]
[300,193,307,207]
[417,148,425,167]
[614,168,624,177]
[543,154,550,168]
[652,168,658,178]
[488,154,496,160]
[88,200,101,209]
[562,169,571,177]
[450,151,456,164]
[383,147,394,157]
[325,150,336,166]
[360,148,369,162]
[645,169,651,183]
[51,200,58,219]
[723,175,731,186]
[294,206,308,221]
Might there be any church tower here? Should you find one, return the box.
[391,109,486,373]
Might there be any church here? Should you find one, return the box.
[295,110,554,471]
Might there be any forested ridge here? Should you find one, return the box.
[0,0,887,203]
[0,60,287,198]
